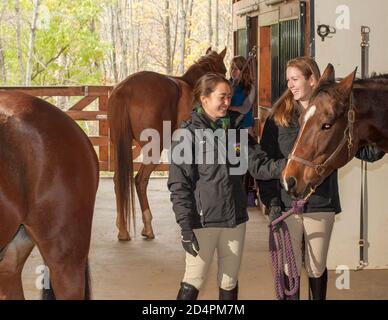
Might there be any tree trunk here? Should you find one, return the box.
[0,37,6,84]
[116,1,128,80]
[164,0,172,74]
[25,0,40,86]
[177,0,187,75]
[56,53,67,110]
[15,0,25,83]
[185,0,194,57]
[0,3,6,84]
[129,0,135,74]
[208,0,212,48]
[215,0,219,50]
[109,5,118,83]
[170,0,180,74]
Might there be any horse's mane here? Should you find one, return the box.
[354,72,388,84]
[186,51,220,73]
[313,73,388,98]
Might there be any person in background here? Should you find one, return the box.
[229,55,257,206]
[229,56,256,136]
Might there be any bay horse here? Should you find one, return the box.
[0,91,99,299]
[282,63,388,198]
[108,47,227,241]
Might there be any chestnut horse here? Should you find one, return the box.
[0,92,99,299]
[108,48,227,241]
[283,64,388,198]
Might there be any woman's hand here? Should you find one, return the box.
[181,230,200,257]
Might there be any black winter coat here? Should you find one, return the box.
[168,111,285,231]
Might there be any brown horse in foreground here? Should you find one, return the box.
[108,48,227,241]
[0,92,99,299]
[283,64,388,198]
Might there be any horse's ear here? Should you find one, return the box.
[219,47,227,60]
[206,47,212,54]
[317,63,335,86]
[338,67,357,97]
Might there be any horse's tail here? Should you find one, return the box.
[108,91,136,237]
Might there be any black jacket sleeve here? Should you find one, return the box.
[248,140,286,180]
[355,145,385,163]
[255,118,283,207]
[167,132,197,231]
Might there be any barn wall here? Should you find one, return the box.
[314,0,388,270]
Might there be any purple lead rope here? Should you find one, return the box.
[269,200,305,300]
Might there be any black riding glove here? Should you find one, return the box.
[181,230,200,257]
[268,198,283,232]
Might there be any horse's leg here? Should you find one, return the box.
[135,163,158,239]
[0,226,35,300]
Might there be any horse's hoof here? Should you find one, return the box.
[141,229,155,239]
[118,232,131,241]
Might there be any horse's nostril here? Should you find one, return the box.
[286,177,297,190]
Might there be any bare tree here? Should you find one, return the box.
[109,4,118,83]
[0,39,5,84]
[177,0,187,74]
[0,1,7,84]
[164,0,172,74]
[116,1,128,80]
[25,0,40,86]
[185,0,194,58]
[208,0,212,47]
[171,0,180,74]
[15,0,24,82]
[215,0,219,49]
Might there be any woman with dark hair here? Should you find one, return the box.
[168,73,286,300]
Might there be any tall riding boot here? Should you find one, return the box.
[309,269,328,300]
[284,275,300,300]
[177,282,199,300]
[219,283,238,300]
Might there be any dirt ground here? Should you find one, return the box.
[21,178,388,300]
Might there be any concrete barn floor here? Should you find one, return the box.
[21,178,388,300]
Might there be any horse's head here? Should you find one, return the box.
[203,47,227,75]
[183,48,227,87]
[282,64,358,199]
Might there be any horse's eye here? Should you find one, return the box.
[322,123,332,130]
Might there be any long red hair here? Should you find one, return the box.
[272,57,321,127]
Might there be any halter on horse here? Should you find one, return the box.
[283,63,388,199]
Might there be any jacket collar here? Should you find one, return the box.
[191,106,232,130]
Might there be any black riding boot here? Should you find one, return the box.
[309,269,328,300]
[219,283,238,300]
[284,275,300,300]
[177,282,199,300]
